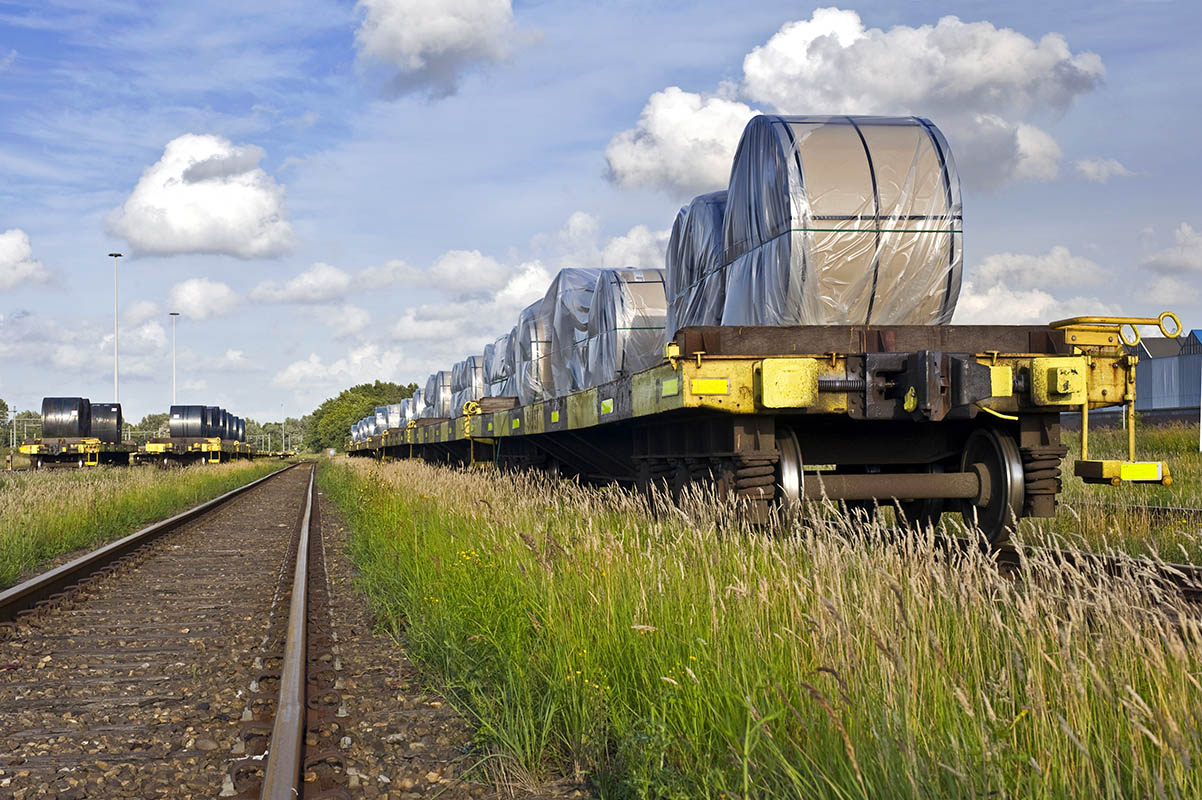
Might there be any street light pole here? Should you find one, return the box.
[108,253,123,403]
[169,312,180,405]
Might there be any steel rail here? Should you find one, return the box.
[971,539,1202,605]
[0,463,298,623]
[260,465,314,799]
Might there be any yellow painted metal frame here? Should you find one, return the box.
[348,313,1179,493]
[1051,313,1179,485]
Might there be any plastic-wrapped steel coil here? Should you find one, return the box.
[41,397,92,438]
[90,403,124,443]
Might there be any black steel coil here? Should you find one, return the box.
[205,406,223,439]
[41,397,91,438]
[237,417,245,442]
[169,405,206,438]
[90,403,123,443]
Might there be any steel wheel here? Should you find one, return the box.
[776,428,804,505]
[960,429,1025,545]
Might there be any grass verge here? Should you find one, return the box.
[0,460,287,588]
[322,457,1202,799]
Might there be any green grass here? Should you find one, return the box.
[1037,421,1202,561]
[0,460,285,588]
[321,457,1202,798]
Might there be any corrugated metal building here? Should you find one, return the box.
[1134,330,1201,419]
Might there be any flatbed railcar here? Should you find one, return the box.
[348,315,1178,543]
[19,438,136,468]
[135,437,258,466]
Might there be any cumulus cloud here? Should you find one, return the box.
[273,342,405,389]
[167,278,239,320]
[1075,157,1134,183]
[355,0,521,97]
[107,134,294,259]
[604,88,757,195]
[954,283,1118,325]
[955,245,1115,324]
[250,262,352,303]
[972,246,1106,291]
[0,228,50,290]
[608,7,1103,193]
[1142,275,1198,306]
[1141,223,1202,274]
[534,212,672,270]
[309,304,373,339]
[602,225,671,268]
[124,300,159,326]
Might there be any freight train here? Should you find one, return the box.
[348,114,1180,544]
[19,398,260,467]
[136,404,254,465]
[18,397,135,468]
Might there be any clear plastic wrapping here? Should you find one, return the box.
[664,191,727,344]
[410,389,426,419]
[451,356,486,397]
[385,403,402,429]
[722,115,962,326]
[450,355,486,417]
[584,268,668,386]
[374,406,388,432]
[545,268,603,397]
[424,371,453,418]
[515,302,552,405]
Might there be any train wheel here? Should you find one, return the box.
[960,429,1025,545]
[35,457,43,470]
[776,428,804,505]
[77,456,85,468]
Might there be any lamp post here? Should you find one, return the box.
[108,253,123,403]
[169,312,180,405]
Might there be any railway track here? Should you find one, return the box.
[0,463,348,798]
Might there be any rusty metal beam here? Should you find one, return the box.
[803,471,979,501]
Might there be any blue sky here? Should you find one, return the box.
[1,0,1199,423]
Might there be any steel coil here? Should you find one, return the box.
[90,403,124,443]
[169,405,206,438]
[41,397,91,438]
[205,407,223,439]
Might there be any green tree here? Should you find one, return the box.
[306,381,416,452]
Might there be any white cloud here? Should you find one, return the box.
[1141,224,1202,274]
[250,262,351,303]
[0,49,15,71]
[0,228,50,289]
[608,8,1103,193]
[309,304,372,339]
[604,87,757,195]
[273,342,405,389]
[107,134,294,259]
[972,246,1106,291]
[1142,275,1198,306]
[355,0,520,97]
[124,300,159,326]
[954,282,1118,325]
[601,224,670,269]
[1075,157,1134,183]
[167,277,239,320]
[955,245,1117,324]
[534,212,671,270]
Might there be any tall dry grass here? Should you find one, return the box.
[0,461,284,588]
[322,457,1202,798]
